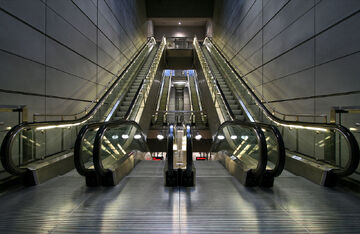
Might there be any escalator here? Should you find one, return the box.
[113,45,159,120]
[187,71,206,126]
[164,124,195,187]
[73,38,167,186]
[201,47,246,121]
[154,74,171,126]
[195,37,360,186]
[0,37,166,185]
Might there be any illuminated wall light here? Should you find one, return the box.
[134,134,141,139]
[121,134,129,139]
[217,135,225,140]
[230,135,237,140]
[157,134,164,140]
[173,144,178,150]
[195,134,202,140]
[178,22,181,25]
[112,135,119,140]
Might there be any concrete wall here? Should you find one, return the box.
[212,0,360,125]
[0,0,147,131]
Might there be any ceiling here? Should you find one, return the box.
[151,18,210,27]
[146,0,214,18]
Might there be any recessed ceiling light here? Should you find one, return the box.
[178,22,181,25]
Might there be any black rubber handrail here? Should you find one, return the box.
[167,124,174,171]
[255,123,285,177]
[1,39,153,176]
[92,120,148,177]
[213,120,285,178]
[211,121,268,179]
[186,124,193,173]
[206,38,360,177]
[74,122,103,176]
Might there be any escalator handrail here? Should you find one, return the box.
[211,120,268,178]
[255,123,286,177]
[1,38,155,175]
[74,122,104,176]
[186,124,193,172]
[214,121,285,177]
[92,120,148,177]
[167,124,174,171]
[205,37,360,178]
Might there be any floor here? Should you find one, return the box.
[0,160,359,233]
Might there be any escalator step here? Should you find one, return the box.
[233,109,243,115]
[225,95,234,100]
[116,111,126,117]
[119,106,129,111]
[235,115,245,121]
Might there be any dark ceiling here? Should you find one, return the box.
[145,0,214,18]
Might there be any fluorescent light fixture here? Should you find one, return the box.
[195,134,202,140]
[157,134,164,140]
[217,135,225,140]
[121,134,129,139]
[230,135,237,140]
[134,134,141,139]
[112,135,119,140]
[350,128,358,131]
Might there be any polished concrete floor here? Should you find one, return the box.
[0,160,360,233]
